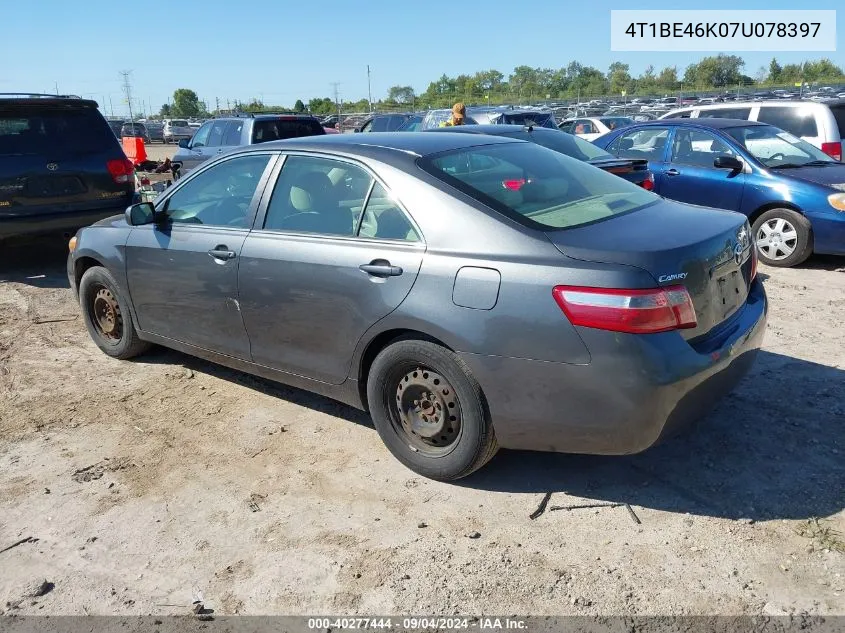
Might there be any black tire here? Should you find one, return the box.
[79,266,150,360]
[366,339,498,481]
[752,208,812,268]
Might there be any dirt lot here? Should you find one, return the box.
[0,237,843,617]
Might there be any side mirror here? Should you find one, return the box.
[125,202,155,226]
[714,155,743,171]
[178,139,190,149]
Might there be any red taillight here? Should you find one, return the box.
[502,178,526,191]
[106,158,134,185]
[821,141,842,162]
[640,172,655,191]
[552,285,697,334]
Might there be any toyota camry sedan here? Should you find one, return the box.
[67,133,767,481]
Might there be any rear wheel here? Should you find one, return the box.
[79,266,150,359]
[367,339,498,481]
[752,208,812,268]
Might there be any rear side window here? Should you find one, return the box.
[697,107,751,120]
[222,120,244,146]
[757,107,819,138]
[252,119,323,143]
[0,107,116,156]
[830,105,845,139]
[420,142,657,230]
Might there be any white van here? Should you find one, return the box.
[659,100,844,160]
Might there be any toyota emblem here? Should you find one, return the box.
[46,162,58,171]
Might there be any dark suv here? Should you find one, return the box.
[0,94,135,239]
[172,113,325,174]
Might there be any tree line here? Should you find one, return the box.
[157,55,845,118]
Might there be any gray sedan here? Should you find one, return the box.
[67,133,767,480]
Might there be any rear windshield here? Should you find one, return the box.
[830,104,845,139]
[251,119,324,143]
[0,107,117,156]
[501,112,558,129]
[420,142,657,230]
[170,120,189,127]
[508,130,611,161]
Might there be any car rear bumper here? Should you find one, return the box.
[459,278,768,455]
[0,207,127,239]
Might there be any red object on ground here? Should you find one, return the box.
[121,136,147,166]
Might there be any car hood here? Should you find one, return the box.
[776,164,845,190]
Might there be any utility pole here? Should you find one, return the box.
[330,82,341,123]
[367,65,373,112]
[119,70,135,121]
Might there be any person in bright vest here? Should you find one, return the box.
[440,102,466,127]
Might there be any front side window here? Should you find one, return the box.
[420,142,658,230]
[614,127,670,160]
[756,107,818,138]
[190,121,212,148]
[263,155,373,236]
[726,124,834,168]
[163,154,272,227]
[670,129,734,167]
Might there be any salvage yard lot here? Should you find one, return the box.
[0,239,843,616]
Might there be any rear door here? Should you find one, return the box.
[238,153,424,384]
[0,103,133,222]
[659,127,745,211]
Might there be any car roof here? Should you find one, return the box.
[626,118,766,130]
[242,131,521,161]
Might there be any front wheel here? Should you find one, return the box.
[79,266,150,359]
[752,208,812,267]
[366,339,498,481]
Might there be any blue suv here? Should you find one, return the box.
[594,118,845,267]
[172,113,324,174]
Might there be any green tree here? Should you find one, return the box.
[171,88,201,117]
[768,58,782,83]
[293,99,306,113]
[608,61,632,94]
[387,85,415,104]
[656,66,678,91]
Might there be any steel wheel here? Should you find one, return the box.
[756,217,798,261]
[91,284,123,341]
[392,366,462,455]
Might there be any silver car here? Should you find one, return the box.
[67,133,766,480]
[162,119,193,144]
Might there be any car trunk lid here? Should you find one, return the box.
[545,199,754,340]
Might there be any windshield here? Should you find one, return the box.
[726,124,835,168]
[420,142,657,230]
[509,129,612,161]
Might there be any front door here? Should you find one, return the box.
[238,154,424,384]
[660,128,746,211]
[126,152,276,359]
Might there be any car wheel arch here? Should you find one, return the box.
[357,328,455,411]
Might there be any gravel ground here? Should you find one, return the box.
[0,237,843,617]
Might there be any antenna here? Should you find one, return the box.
[119,70,134,121]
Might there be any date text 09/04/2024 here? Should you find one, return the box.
[306,617,528,630]
[624,22,821,38]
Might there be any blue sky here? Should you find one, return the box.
[1,0,842,116]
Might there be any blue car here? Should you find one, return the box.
[594,118,845,267]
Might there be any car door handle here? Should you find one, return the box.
[208,246,236,261]
[359,261,403,277]
[665,168,680,176]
